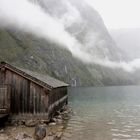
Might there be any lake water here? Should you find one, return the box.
[62,86,140,140]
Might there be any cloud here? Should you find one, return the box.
[0,0,80,49]
[86,57,140,73]
[0,0,92,63]
[0,0,140,73]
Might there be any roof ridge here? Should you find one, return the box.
[0,61,68,89]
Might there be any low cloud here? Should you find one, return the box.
[88,58,140,72]
[0,0,140,73]
[0,0,80,49]
[0,0,91,64]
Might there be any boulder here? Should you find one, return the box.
[55,132,63,139]
[34,125,46,140]
[15,132,33,140]
[25,120,37,127]
[48,122,56,126]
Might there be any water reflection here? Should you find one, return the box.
[61,86,140,140]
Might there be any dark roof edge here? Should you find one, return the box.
[0,62,68,89]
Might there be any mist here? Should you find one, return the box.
[0,0,96,63]
[0,0,140,73]
[91,58,140,72]
[0,0,80,46]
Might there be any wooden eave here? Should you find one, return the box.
[0,62,53,90]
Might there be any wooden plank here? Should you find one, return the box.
[24,79,27,113]
[1,66,68,119]
[16,75,20,114]
[26,80,30,113]
[4,65,52,89]
[38,89,41,113]
[20,82,23,113]
[30,82,34,114]
[0,85,11,114]
[0,114,8,119]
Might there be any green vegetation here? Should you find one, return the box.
[0,29,138,86]
[0,29,100,86]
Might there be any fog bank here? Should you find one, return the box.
[0,0,140,73]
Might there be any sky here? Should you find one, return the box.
[86,0,140,29]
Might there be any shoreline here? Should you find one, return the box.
[0,106,72,140]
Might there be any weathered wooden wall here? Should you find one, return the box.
[48,87,68,118]
[0,85,11,114]
[0,69,49,117]
[0,67,68,121]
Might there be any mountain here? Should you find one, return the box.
[110,28,140,59]
[0,0,137,86]
[0,28,98,86]
[40,0,124,61]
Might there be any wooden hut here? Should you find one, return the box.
[0,62,68,121]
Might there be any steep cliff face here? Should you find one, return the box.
[0,0,136,86]
[41,0,124,61]
[0,28,100,86]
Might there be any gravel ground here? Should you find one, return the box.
[0,106,72,140]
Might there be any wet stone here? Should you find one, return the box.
[15,132,33,140]
[25,120,37,127]
[55,132,63,139]
[49,123,56,126]
[57,126,64,131]
[57,119,63,124]
[48,132,55,136]
[57,115,62,120]
[46,136,55,140]
[34,125,46,140]
[0,129,4,133]
[51,118,57,123]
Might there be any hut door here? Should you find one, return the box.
[0,85,10,114]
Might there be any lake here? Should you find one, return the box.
[61,86,140,140]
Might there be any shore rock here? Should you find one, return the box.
[25,120,37,127]
[48,123,56,126]
[55,132,63,139]
[15,132,33,140]
[34,125,46,140]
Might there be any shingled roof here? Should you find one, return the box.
[0,62,68,89]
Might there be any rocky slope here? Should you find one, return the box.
[0,28,98,86]
[41,0,124,61]
[0,0,137,86]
